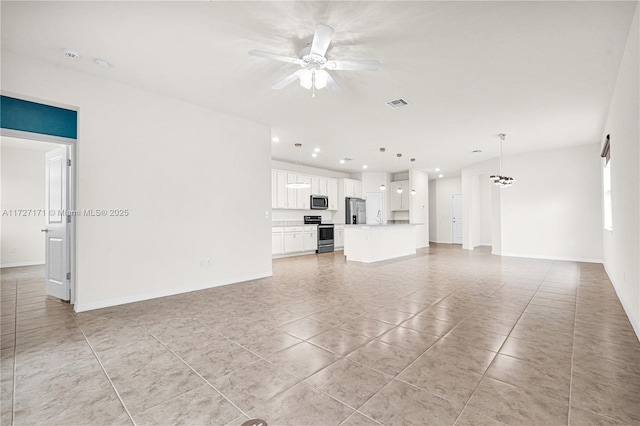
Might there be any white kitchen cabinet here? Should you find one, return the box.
[311,177,328,196]
[271,170,277,209]
[327,178,338,210]
[343,178,363,199]
[296,175,311,209]
[275,171,289,209]
[334,225,345,249]
[272,227,284,255]
[286,174,298,209]
[390,180,410,211]
[303,225,318,252]
[284,226,304,253]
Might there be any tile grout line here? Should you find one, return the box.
[140,322,253,420]
[77,325,137,426]
[197,316,388,423]
[567,272,581,426]
[450,264,552,424]
[11,272,18,426]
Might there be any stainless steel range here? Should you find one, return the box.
[304,215,334,253]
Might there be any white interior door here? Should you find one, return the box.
[44,146,70,300]
[452,194,463,244]
[365,192,383,224]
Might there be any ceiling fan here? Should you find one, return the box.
[249,24,380,97]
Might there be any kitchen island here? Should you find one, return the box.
[344,224,416,263]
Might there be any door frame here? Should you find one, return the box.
[1,128,77,304]
[451,193,463,244]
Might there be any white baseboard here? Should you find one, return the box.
[603,263,640,341]
[74,270,272,313]
[0,261,45,268]
[500,252,603,264]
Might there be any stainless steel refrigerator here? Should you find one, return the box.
[346,197,366,224]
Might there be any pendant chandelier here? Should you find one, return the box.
[490,133,515,187]
[379,148,386,191]
[286,143,311,189]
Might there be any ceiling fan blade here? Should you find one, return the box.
[325,59,381,71]
[272,70,302,90]
[310,24,334,57]
[249,49,303,65]
[326,74,341,95]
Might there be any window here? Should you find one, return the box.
[601,135,612,230]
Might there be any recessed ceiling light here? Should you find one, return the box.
[314,147,320,152]
[362,165,368,169]
[95,59,111,68]
[64,49,80,59]
[339,159,345,164]
[271,136,280,142]
[438,174,444,178]
[435,168,441,172]
[311,153,318,158]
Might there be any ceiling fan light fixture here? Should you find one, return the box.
[314,70,329,89]
[299,70,313,90]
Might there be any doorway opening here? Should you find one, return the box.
[452,193,463,244]
[1,95,78,305]
[1,135,77,303]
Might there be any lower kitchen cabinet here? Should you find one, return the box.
[284,226,304,253]
[271,227,284,255]
[303,225,318,252]
[334,225,344,249]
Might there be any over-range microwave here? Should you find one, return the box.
[310,195,329,210]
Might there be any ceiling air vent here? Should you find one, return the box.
[386,98,409,109]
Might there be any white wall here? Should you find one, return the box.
[479,174,493,246]
[1,145,49,266]
[410,169,429,248]
[2,52,272,311]
[429,176,462,243]
[602,4,639,337]
[428,180,437,242]
[500,144,603,262]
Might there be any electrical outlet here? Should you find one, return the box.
[9,247,15,253]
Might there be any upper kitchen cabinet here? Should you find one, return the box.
[311,177,328,196]
[343,178,363,199]
[327,178,338,210]
[272,169,340,211]
[390,180,410,211]
[286,173,311,210]
[274,171,289,209]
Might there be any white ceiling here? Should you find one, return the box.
[1,1,636,176]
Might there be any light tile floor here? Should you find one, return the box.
[1,244,639,425]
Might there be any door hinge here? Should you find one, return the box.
[66,272,71,280]
[67,159,71,166]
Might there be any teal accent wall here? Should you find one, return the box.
[1,96,77,139]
